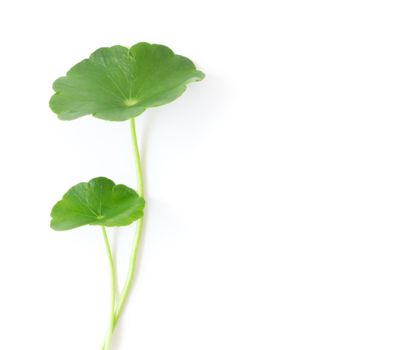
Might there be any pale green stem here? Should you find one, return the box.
[130,117,144,196]
[101,226,117,350]
[115,118,145,323]
[100,118,145,349]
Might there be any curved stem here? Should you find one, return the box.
[115,118,145,323]
[101,226,117,350]
[100,118,145,350]
[130,118,144,196]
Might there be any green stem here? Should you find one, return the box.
[114,118,145,323]
[100,118,145,350]
[130,117,144,196]
[101,226,117,350]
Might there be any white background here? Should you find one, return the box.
[0,0,419,349]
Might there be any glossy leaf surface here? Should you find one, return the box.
[51,177,145,231]
[50,42,204,121]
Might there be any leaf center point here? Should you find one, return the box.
[124,98,139,106]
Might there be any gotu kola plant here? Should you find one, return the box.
[49,42,204,349]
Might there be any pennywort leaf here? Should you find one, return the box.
[50,177,145,231]
[49,42,204,121]
[49,41,204,349]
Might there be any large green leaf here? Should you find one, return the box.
[51,177,145,231]
[49,42,204,121]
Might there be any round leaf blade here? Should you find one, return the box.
[50,177,145,231]
[50,42,204,121]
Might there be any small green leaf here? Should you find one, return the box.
[50,177,145,231]
[50,42,204,121]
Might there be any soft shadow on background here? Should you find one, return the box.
[110,74,229,348]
